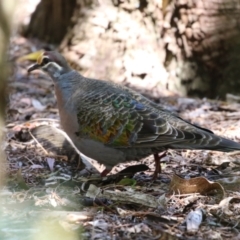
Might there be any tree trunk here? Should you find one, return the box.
[162,0,240,98]
[24,0,77,44]
[60,0,167,99]
[25,0,240,99]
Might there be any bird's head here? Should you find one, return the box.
[27,51,72,79]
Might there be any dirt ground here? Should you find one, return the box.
[2,2,240,240]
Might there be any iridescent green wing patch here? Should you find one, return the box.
[76,92,170,147]
[76,94,144,146]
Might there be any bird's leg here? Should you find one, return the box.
[101,168,111,177]
[153,151,167,180]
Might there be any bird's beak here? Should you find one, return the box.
[27,63,41,73]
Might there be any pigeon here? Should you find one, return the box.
[28,51,240,178]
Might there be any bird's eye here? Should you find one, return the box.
[41,57,50,65]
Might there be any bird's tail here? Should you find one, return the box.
[170,135,240,152]
[208,137,240,152]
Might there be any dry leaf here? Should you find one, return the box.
[46,157,55,172]
[31,98,46,111]
[185,208,203,233]
[218,196,240,216]
[169,174,225,196]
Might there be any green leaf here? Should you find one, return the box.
[17,169,29,190]
[118,178,136,186]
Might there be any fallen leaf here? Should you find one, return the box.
[185,208,203,233]
[218,196,240,216]
[46,157,55,172]
[32,98,46,111]
[118,178,136,186]
[169,174,225,197]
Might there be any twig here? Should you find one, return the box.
[28,130,48,155]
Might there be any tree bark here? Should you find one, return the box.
[60,0,240,99]
[162,0,240,98]
[24,0,77,44]
[60,0,167,99]
[25,0,240,99]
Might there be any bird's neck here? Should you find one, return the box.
[54,71,79,110]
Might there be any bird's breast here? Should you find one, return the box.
[54,84,80,141]
[74,138,126,168]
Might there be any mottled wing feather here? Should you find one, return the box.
[72,77,240,151]
[76,91,208,148]
[77,93,145,146]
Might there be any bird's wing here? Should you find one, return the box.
[76,91,214,148]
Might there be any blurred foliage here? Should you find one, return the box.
[0,0,15,185]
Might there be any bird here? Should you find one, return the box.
[27,51,240,178]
